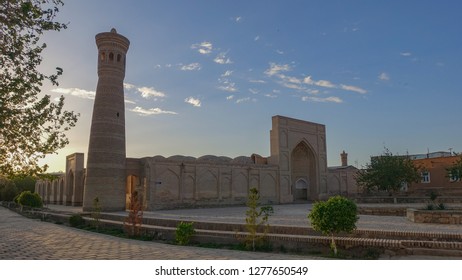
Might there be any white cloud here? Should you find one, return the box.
[51,88,95,100]
[180,63,201,71]
[340,84,367,94]
[307,89,320,95]
[302,96,343,103]
[221,70,233,77]
[234,16,242,22]
[264,94,277,98]
[254,35,260,41]
[218,78,238,92]
[130,106,177,116]
[124,98,136,104]
[191,41,213,54]
[303,76,315,85]
[214,52,233,64]
[218,84,238,92]
[378,72,390,81]
[400,52,412,57]
[279,74,302,84]
[236,97,252,104]
[137,87,166,99]
[248,88,259,94]
[282,82,305,91]
[226,95,234,100]
[315,80,336,88]
[303,75,367,94]
[249,79,266,84]
[276,50,284,55]
[123,83,136,90]
[264,63,292,76]
[184,97,201,107]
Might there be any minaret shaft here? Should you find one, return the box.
[83,29,130,211]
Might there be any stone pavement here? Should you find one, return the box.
[0,207,322,260]
[122,203,462,234]
[3,203,462,260]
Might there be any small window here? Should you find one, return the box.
[117,54,121,62]
[421,171,431,183]
[109,52,114,61]
[100,52,106,61]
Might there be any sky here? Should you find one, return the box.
[38,0,462,172]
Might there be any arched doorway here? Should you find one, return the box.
[291,141,317,200]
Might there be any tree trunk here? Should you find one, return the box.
[331,234,337,256]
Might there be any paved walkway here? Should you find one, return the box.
[116,203,462,234]
[2,203,462,259]
[0,207,322,260]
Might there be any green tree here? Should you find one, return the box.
[1,0,79,178]
[0,177,19,201]
[244,187,273,251]
[355,148,421,195]
[447,155,462,182]
[17,190,43,208]
[308,195,358,256]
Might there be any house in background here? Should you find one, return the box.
[409,152,462,196]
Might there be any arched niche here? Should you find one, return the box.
[291,141,317,200]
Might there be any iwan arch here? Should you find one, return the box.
[36,29,359,211]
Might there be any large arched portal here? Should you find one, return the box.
[291,141,317,200]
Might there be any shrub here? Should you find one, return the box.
[124,191,144,237]
[308,195,358,256]
[17,191,43,208]
[91,197,102,231]
[175,221,195,245]
[69,214,85,227]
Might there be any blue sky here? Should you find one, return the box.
[39,0,462,172]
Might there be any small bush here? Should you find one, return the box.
[124,191,144,238]
[175,221,195,245]
[91,197,102,231]
[308,195,358,256]
[69,214,85,227]
[17,191,43,208]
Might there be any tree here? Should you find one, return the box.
[355,148,421,195]
[308,195,358,256]
[447,155,462,182]
[17,190,43,208]
[244,187,273,251]
[0,0,79,178]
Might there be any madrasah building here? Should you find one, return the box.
[35,29,360,211]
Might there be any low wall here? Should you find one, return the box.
[355,196,462,204]
[358,207,406,216]
[407,208,462,224]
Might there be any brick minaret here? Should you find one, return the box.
[341,150,348,167]
[83,28,130,211]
